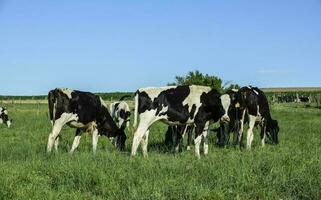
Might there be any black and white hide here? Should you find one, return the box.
[132,85,231,158]
[0,107,12,128]
[109,96,131,130]
[215,89,242,147]
[47,88,126,153]
[236,86,279,149]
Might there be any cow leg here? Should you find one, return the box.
[202,121,210,155]
[47,122,64,153]
[260,123,266,147]
[232,120,240,146]
[216,125,224,147]
[47,113,78,153]
[131,124,150,156]
[238,110,246,148]
[187,126,193,150]
[70,129,82,154]
[173,126,185,153]
[176,125,188,152]
[174,129,184,153]
[194,122,206,159]
[223,123,230,146]
[140,129,150,158]
[54,136,60,152]
[246,115,256,149]
[131,112,158,157]
[171,126,178,152]
[92,128,99,153]
[131,125,150,156]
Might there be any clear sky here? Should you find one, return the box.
[1,0,320,95]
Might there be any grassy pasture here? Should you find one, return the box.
[0,103,320,199]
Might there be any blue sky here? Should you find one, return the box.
[0,0,320,95]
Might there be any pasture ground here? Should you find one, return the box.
[0,103,320,199]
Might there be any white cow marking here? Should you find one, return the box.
[58,88,74,99]
[183,86,211,122]
[220,94,231,122]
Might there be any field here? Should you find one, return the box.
[0,102,321,199]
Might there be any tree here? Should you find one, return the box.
[168,70,223,91]
[223,83,241,91]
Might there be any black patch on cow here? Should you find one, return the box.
[153,86,191,123]
[114,102,120,110]
[189,104,197,119]
[137,91,154,114]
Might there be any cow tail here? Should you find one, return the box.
[48,89,57,126]
[133,91,139,128]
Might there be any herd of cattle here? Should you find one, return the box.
[274,94,311,103]
[0,85,281,158]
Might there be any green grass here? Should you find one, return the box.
[0,103,320,199]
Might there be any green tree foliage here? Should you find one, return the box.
[223,83,241,91]
[168,70,223,91]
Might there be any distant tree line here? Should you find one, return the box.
[0,92,134,101]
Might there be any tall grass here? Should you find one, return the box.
[0,103,320,199]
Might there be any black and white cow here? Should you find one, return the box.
[132,85,231,158]
[236,86,279,149]
[47,88,126,153]
[0,107,12,128]
[299,96,310,103]
[110,95,131,130]
[215,89,242,147]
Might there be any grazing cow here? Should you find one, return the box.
[132,85,231,158]
[215,89,240,147]
[236,86,279,149]
[299,96,310,103]
[277,95,296,103]
[0,107,12,128]
[164,124,194,152]
[47,88,126,153]
[109,95,131,130]
[109,96,131,146]
[215,89,242,147]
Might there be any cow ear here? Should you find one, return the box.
[235,102,240,108]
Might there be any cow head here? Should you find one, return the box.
[220,94,231,123]
[266,119,279,144]
[98,106,127,150]
[0,108,12,128]
[119,110,131,129]
[115,129,127,151]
